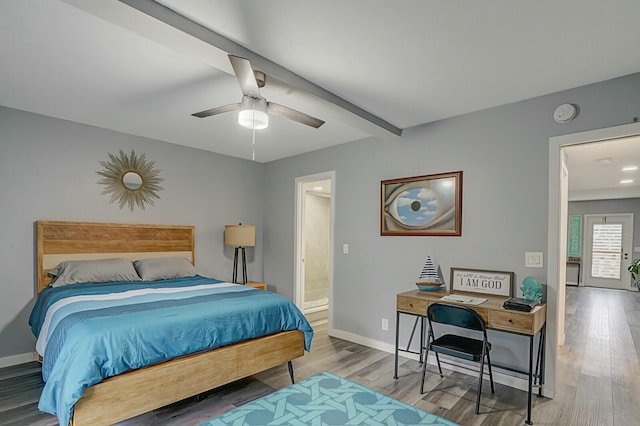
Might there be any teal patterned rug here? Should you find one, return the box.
[200,371,458,425]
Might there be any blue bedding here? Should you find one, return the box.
[29,276,313,426]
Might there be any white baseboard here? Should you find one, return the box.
[0,352,38,368]
[328,326,553,398]
[329,327,397,353]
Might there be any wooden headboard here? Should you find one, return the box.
[37,221,195,293]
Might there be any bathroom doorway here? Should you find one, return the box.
[294,172,335,325]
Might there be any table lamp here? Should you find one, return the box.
[224,224,255,284]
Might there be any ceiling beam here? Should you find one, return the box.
[114,0,402,137]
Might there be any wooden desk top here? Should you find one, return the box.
[397,289,546,336]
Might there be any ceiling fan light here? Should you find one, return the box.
[238,109,268,130]
[238,96,269,130]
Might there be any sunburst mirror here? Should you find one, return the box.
[97,149,164,211]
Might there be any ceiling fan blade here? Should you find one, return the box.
[191,103,241,118]
[267,102,325,128]
[228,55,261,98]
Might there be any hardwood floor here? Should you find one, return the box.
[2,286,639,425]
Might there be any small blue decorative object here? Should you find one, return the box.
[521,276,542,303]
[416,284,443,291]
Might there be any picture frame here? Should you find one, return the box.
[380,171,462,236]
[450,267,513,297]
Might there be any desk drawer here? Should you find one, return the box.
[397,296,427,315]
[490,310,534,334]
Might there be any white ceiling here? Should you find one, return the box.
[565,135,640,200]
[1,0,640,197]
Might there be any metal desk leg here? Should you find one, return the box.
[526,334,534,425]
[394,310,400,379]
[419,316,425,363]
[534,323,546,396]
[405,316,420,354]
[535,333,542,386]
[539,323,546,396]
[404,316,426,362]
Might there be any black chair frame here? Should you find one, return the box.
[420,302,494,414]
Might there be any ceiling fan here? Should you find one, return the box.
[192,55,325,130]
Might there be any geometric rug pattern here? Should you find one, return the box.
[200,371,459,426]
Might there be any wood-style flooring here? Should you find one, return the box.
[1,286,639,425]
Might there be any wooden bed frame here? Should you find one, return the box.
[36,221,305,426]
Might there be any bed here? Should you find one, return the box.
[30,221,312,426]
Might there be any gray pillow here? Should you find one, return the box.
[133,257,196,281]
[49,258,142,287]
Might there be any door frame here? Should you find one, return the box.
[583,213,634,289]
[294,171,335,327]
[548,121,640,399]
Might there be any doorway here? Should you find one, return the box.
[583,213,634,289]
[294,172,335,326]
[548,121,640,398]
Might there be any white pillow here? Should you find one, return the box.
[49,258,141,287]
[133,257,196,281]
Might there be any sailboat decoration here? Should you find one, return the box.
[416,256,444,291]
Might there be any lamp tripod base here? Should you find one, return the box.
[232,246,248,284]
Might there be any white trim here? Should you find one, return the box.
[328,327,552,397]
[304,304,328,314]
[329,327,396,354]
[548,121,640,399]
[0,352,39,368]
[558,159,568,346]
[294,171,336,331]
[294,178,305,309]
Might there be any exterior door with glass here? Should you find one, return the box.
[584,213,634,290]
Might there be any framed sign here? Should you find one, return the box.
[567,215,582,258]
[450,267,513,297]
[381,171,462,236]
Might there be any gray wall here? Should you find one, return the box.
[263,72,640,370]
[568,198,640,284]
[569,198,640,250]
[2,69,640,370]
[0,106,264,358]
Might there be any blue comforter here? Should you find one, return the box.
[28,276,313,426]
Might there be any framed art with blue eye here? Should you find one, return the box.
[381,171,462,236]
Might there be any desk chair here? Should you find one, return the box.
[420,302,494,414]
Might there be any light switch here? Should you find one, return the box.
[525,252,544,268]
[343,244,349,254]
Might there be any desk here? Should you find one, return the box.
[395,289,546,425]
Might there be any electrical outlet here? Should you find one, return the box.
[381,318,389,331]
[343,243,349,254]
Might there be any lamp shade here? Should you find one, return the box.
[225,224,255,247]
